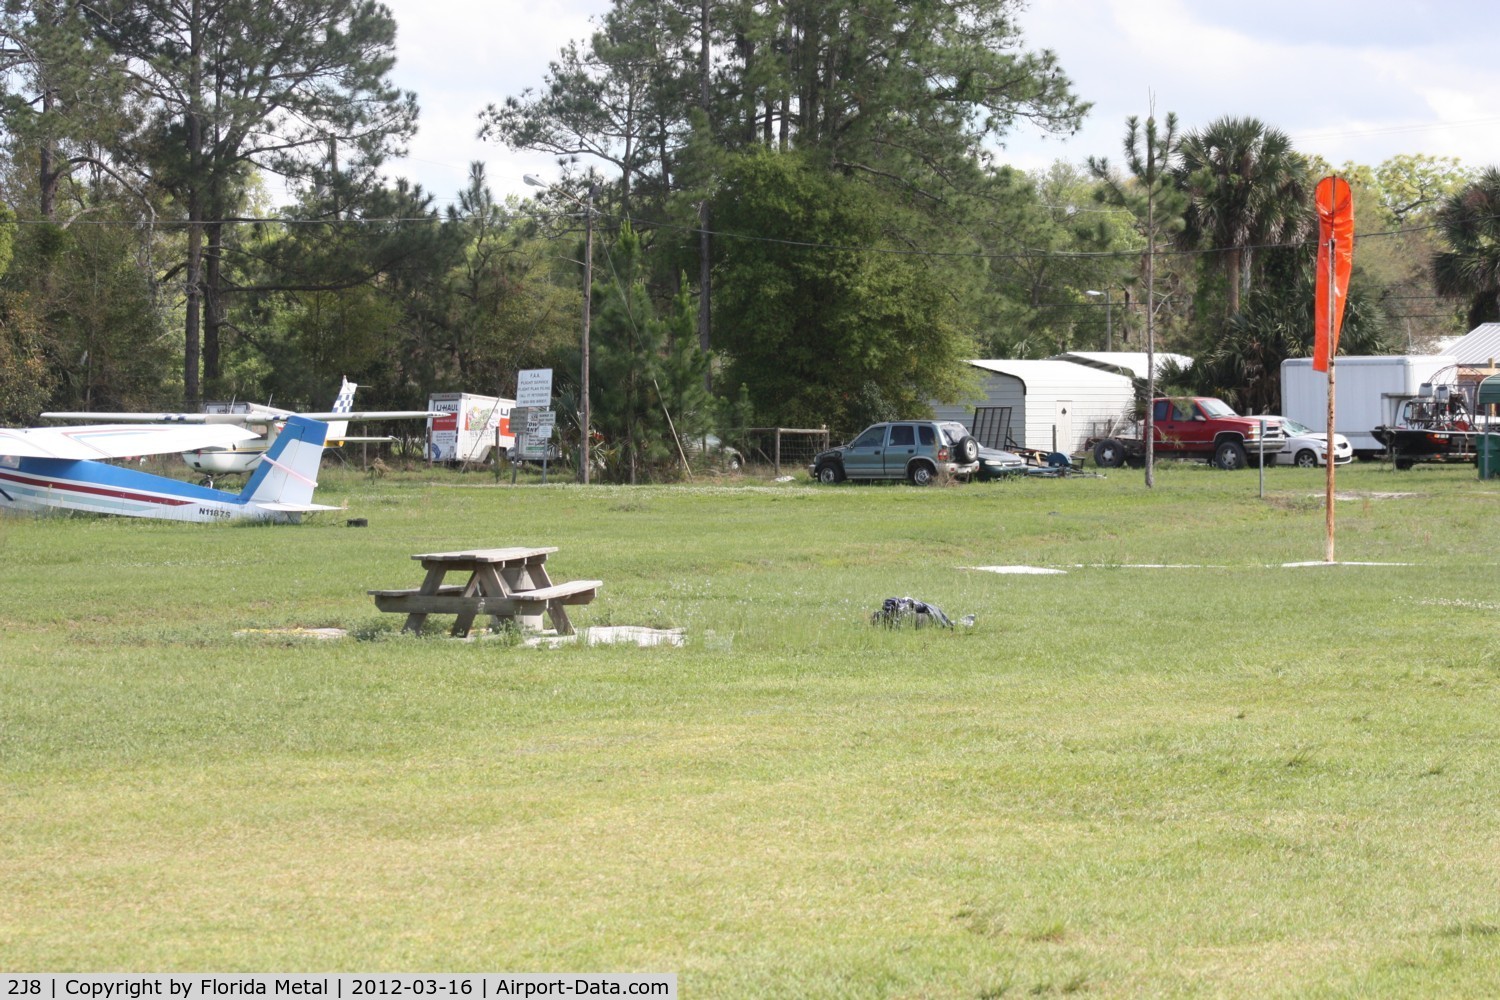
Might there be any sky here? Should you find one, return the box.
[375,0,1500,208]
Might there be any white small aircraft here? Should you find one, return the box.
[0,415,338,523]
[42,377,430,478]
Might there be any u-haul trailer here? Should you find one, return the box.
[426,392,515,463]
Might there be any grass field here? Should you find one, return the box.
[2,459,1498,996]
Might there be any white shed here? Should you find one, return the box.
[1442,324,1500,366]
[930,359,1134,454]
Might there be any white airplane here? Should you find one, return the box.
[0,415,339,523]
[42,377,430,478]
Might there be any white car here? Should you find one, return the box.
[1275,418,1353,467]
[684,433,743,470]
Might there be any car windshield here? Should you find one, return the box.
[1199,398,1237,418]
[1281,418,1311,435]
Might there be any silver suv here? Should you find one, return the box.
[810,420,980,485]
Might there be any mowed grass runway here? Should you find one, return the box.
[2,461,1497,997]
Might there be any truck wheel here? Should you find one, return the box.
[1093,438,1126,468]
[954,435,980,464]
[1214,440,1248,470]
[816,462,845,484]
[909,462,936,486]
[1294,449,1319,468]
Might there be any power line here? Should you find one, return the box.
[6,202,1485,268]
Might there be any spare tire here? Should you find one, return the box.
[1093,438,1126,468]
[955,435,980,464]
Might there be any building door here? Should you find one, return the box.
[1053,400,1074,454]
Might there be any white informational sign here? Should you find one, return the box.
[516,368,553,409]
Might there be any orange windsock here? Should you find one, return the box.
[1313,176,1353,372]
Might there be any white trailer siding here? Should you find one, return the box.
[930,360,1134,454]
[1280,355,1456,455]
[930,369,1026,443]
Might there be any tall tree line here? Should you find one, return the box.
[1,0,1487,479]
[1,0,421,406]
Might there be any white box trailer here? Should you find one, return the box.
[426,392,515,463]
[1280,355,1457,456]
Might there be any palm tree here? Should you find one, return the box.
[1174,117,1312,317]
[1432,167,1500,328]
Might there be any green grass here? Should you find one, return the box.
[2,460,1498,996]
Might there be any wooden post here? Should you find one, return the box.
[581,185,594,485]
[1325,233,1338,564]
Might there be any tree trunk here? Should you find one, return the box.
[38,86,57,219]
[1225,245,1243,316]
[183,0,205,405]
[184,219,202,406]
[204,220,223,387]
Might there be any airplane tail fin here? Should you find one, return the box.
[324,377,357,445]
[239,415,329,507]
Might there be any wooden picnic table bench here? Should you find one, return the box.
[369,546,601,637]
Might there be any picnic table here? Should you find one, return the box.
[369,546,601,637]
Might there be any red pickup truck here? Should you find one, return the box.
[1090,397,1288,470]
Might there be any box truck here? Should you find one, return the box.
[426,392,515,463]
[1279,355,1457,457]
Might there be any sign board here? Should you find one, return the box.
[512,406,550,460]
[527,409,557,431]
[516,369,553,409]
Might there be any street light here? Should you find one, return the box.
[1086,289,1113,351]
[525,173,595,484]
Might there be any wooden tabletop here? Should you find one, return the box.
[374,545,596,637]
[411,546,558,564]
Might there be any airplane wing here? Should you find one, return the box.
[298,410,440,421]
[42,409,435,423]
[40,411,263,425]
[0,424,261,460]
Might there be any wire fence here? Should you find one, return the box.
[737,427,831,477]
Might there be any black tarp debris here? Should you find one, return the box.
[872,596,963,629]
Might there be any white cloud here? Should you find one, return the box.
[369,0,1500,202]
[1004,0,1500,173]
[379,0,605,204]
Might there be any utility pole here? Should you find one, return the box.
[582,183,594,484]
[1087,289,1113,351]
[697,0,712,389]
[524,173,596,484]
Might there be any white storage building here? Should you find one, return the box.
[930,359,1135,455]
[1048,350,1194,381]
[1439,324,1500,366]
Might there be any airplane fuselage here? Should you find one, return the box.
[182,443,266,475]
[0,455,299,522]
